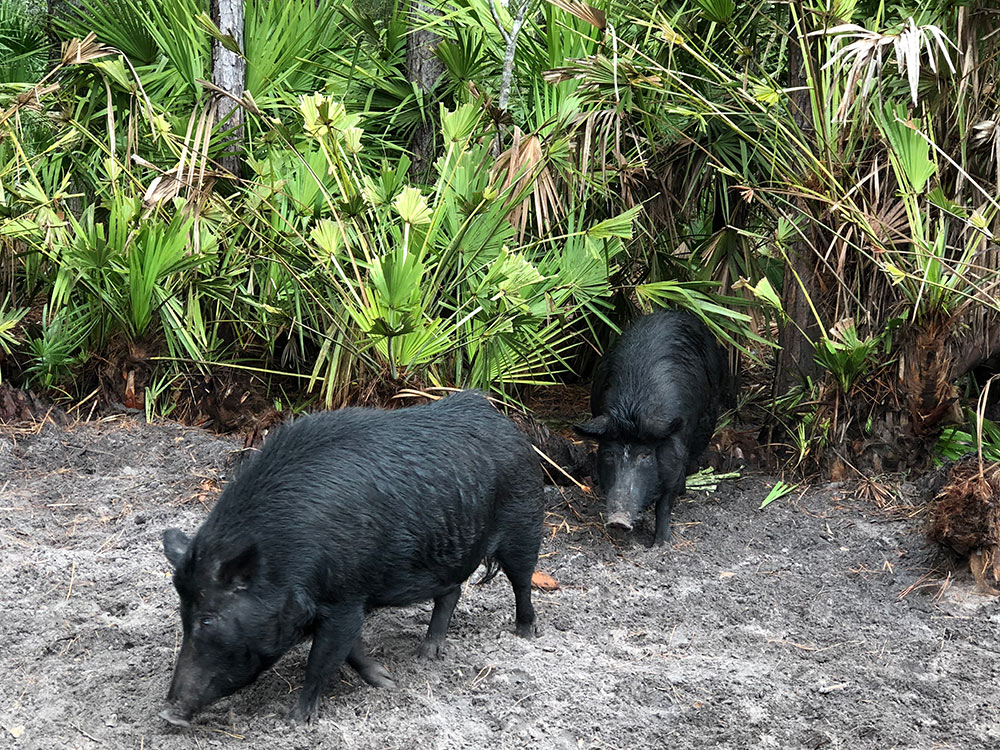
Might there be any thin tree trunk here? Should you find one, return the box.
[47,0,68,65]
[210,0,246,179]
[405,0,444,181]
[490,0,532,112]
[775,3,820,393]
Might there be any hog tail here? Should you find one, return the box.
[475,557,501,585]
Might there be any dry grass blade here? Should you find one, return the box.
[976,375,1000,478]
[61,33,118,65]
[198,79,265,117]
[545,0,606,30]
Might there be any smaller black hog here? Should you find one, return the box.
[576,309,726,545]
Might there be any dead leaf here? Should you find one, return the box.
[9,725,24,739]
[531,571,559,591]
[719,571,734,579]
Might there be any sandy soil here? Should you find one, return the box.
[1,417,998,750]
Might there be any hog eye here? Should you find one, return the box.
[199,615,215,628]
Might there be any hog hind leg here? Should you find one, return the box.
[495,543,539,639]
[418,585,462,659]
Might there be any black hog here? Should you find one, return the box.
[575,309,726,545]
[160,391,543,725]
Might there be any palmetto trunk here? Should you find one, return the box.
[898,320,963,466]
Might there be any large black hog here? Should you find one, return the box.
[160,391,543,725]
[575,309,725,545]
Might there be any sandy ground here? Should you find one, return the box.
[1,416,998,750]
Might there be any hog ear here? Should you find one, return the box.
[574,415,609,439]
[163,529,191,569]
[215,544,260,591]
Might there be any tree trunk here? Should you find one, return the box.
[47,0,68,66]
[210,0,246,179]
[775,3,821,393]
[405,0,444,181]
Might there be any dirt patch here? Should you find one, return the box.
[1,418,998,749]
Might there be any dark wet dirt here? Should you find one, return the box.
[1,416,998,749]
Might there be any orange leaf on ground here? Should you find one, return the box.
[531,571,559,591]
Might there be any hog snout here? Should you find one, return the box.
[163,642,216,725]
[605,511,635,531]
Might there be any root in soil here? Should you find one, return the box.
[929,458,1000,588]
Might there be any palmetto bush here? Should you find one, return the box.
[0,14,634,406]
[493,0,1000,467]
[293,95,632,403]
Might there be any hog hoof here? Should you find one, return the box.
[357,662,396,688]
[418,637,446,660]
[289,699,319,724]
[516,621,539,639]
[158,708,192,728]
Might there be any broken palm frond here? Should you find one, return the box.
[929,458,1000,586]
[0,82,60,130]
[570,106,647,200]
[855,476,896,509]
[971,119,1000,194]
[491,126,564,243]
[60,33,118,66]
[685,467,741,494]
[140,103,219,213]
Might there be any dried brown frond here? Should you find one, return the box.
[929,458,1000,586]
[545,0,606,30]
[543,54,621,90]
[971,119,1000,194]
[573,107,641,194]
[491,127,564,242]
[858,182,911,250]
[61,33,118,65]
[0,83,60,130]
[140,102,224,214]
[197,79,264,118]
[855,476,895,509]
